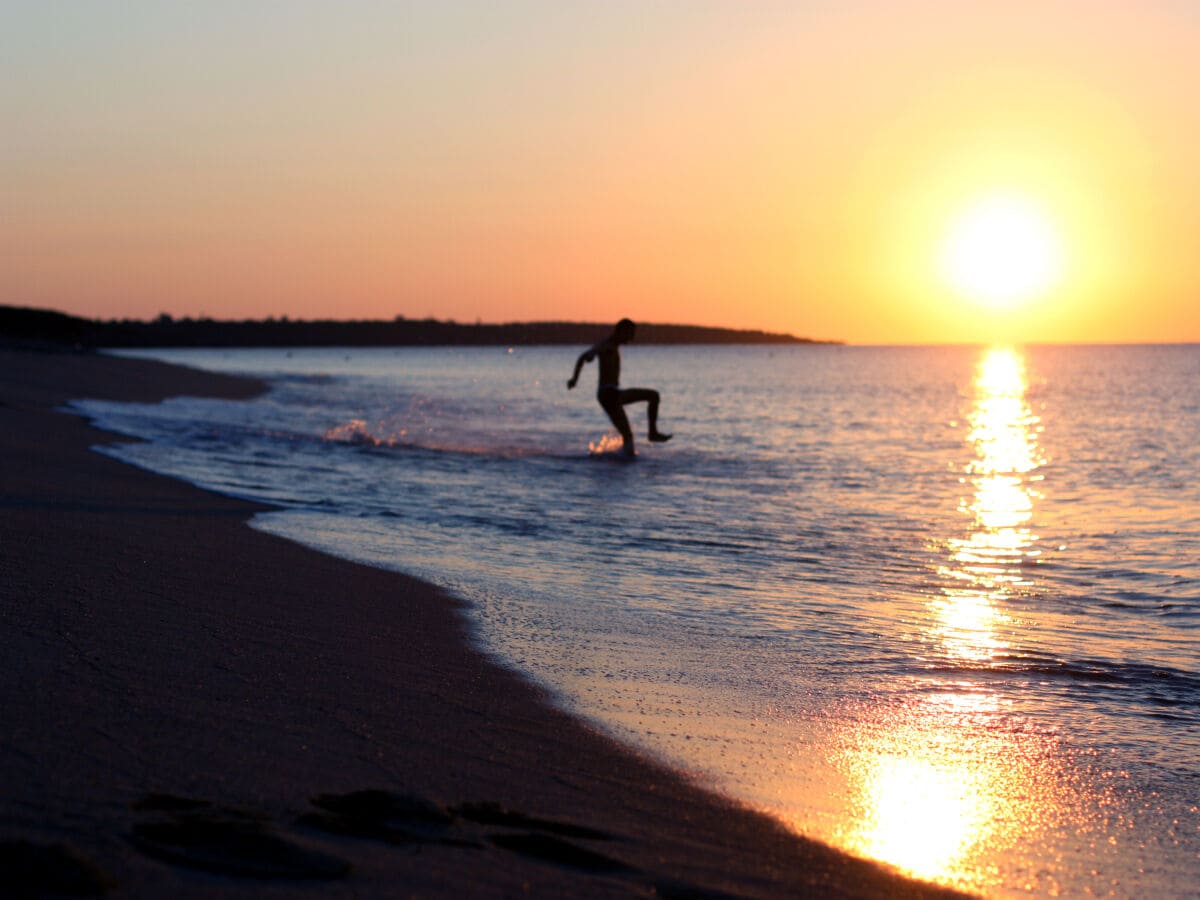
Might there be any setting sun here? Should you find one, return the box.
[6,4,1200,342]
[938,195,1065,309]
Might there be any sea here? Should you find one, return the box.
[73,343,1198,897]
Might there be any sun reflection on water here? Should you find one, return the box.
[937,346,1042,662]
[838,694,1006,884]
[836,347,1055,890]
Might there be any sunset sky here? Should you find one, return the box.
[6,1,1199,344]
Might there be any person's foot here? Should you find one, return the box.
[620,444,637,459]
[648,431,673,443]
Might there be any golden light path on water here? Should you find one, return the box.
[831,348,1057,891]
[935,346,1040,662]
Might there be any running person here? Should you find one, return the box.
[567,318,672,457]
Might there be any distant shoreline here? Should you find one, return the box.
[1,304,839,350]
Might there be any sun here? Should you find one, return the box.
[938,194,1065,309]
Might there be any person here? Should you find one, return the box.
[567,318,672,457]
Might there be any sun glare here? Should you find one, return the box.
[939,195,1065,309]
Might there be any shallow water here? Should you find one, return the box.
[78,344,1199,896]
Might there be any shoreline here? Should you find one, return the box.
[0,347,964,897]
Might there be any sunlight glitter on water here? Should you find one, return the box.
[831,689,1080,896]
[836,348,1056,890]
[841,698,1005,882]
[937,347,1040,662]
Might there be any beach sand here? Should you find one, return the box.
[0,347,965,898]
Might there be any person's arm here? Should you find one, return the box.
[567,340,603,389]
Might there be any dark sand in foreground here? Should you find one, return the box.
[0,348,965,898]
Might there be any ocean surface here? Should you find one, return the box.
[75,344,1198,897]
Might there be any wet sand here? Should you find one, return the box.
[0,347,966,897]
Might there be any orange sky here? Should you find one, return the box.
[5,1,1199,343]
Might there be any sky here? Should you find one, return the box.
[4,1,1199,344]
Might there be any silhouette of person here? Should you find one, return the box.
[567,318,672,457]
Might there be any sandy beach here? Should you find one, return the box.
[0,347,964,898]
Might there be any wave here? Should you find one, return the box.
[924,651,1200,708]
[321,416,667,466]
[321,422,546,460]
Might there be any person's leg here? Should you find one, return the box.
[599,391,635,454]
[620,388,672,442]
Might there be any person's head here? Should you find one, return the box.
[614,318,636,344]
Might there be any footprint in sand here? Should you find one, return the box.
[127,789,736,898]
[128,794,349,880]
[298,789,471,847]
[300,790,630,873]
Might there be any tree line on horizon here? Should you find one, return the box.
[1,305,837,349]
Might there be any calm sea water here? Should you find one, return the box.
[77,344,1198,897]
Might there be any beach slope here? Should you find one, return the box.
[0,348,964,898]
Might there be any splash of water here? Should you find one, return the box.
[324,419,398,447]
[587,432,626,456]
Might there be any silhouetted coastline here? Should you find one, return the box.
[1,305,837,350]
